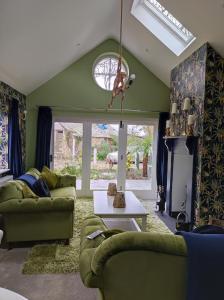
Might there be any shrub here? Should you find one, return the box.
[97,141,110,161]
[59,165,81,177]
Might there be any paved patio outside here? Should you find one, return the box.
[76,179,152,190]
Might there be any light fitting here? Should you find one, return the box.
[108,0,136,111]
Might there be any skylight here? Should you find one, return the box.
[131,0,196,56]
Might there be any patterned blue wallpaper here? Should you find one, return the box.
[0,81,26,170]
[200,45,224,221]
[170,43,224,224]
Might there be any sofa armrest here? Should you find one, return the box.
[56,174,76,188]
[79,248,103,288]
[91,232,187,276]
[0,197,74,213]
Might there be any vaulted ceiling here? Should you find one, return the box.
[0,0,224,95]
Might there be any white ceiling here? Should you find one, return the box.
[0,0,224,95]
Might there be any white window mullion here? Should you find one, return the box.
[117,121,127,191]
[80,122,92,197]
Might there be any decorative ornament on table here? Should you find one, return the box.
[113,191,126,208]
[107,183,117,196]
[107,0,136,112]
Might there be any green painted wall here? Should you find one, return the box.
[26,39,169,168]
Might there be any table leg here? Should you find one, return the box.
[142,216,147,231]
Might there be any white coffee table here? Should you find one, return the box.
[0,288,28,300]
[94,191,148,231]
[0,230,3,244]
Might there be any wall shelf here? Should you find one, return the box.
[163,136,198,155]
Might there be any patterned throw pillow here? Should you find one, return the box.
[14,180,38,198]
[41,166,58,189]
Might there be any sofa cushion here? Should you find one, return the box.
[0,197,74,213]
[56,174,76,188]
[41,166,58,189]
[0,182,23,203]
[50,186,76,199]
[33,178,51,197]
[26,168,41,179]
[15,180,38,198]
[80,216,107,251]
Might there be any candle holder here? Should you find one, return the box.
[165,120,171,137]
[181,110,188,136]
[187,114,195,136]
[181,98,191,136]
[171,113,176,136]
[165,127,171,137]
[187,124,194,136]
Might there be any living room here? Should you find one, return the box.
[0,0,224,300]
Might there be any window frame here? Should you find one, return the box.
[131,0,196,56]
[92,52,129,91]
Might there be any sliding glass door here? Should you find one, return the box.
[53,122,83,189]
[52,119,157,199]
[125,124,154,191]
[90,123,119,190]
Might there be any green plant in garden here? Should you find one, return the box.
[59,165,81,178]
[97,141,111,161]
[127,126,152,177]
[110,135,119,151]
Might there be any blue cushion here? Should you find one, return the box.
[192,225,224,234]
[18,174,50,197]
[18,174,37,189]
[33,178,50,197]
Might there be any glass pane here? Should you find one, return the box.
[94,55,129,91]
[53,122,83,190]
[144,0,194,42]
[95,74,112,91]
[90,123,119,190]
[125,125,154,190]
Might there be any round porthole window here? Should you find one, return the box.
[93,53,129,91]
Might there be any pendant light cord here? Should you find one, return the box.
[119,0,123,57]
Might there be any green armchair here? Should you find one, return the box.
[80,216,187,300]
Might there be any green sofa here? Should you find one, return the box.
[80,216,187,300]
[0,169,76,244]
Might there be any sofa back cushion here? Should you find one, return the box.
[0,181,23,203]
[18,174,50,197]
[41,166,58,189]
[15,180,38,198]
[33,178,51,197]
[26,168,41,179]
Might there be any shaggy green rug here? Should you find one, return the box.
[22,198,172,274]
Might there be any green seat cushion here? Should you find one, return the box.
[0,181,23,203]
[80,216,107,251]
[50,187,76,199]
[0,197,74,213]
[41,166,58,189]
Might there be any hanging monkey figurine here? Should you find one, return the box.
[108,57,127,111]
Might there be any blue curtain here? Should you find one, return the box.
[8,98,24,178]
[156,112,169,210]
[35,106,52,171]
